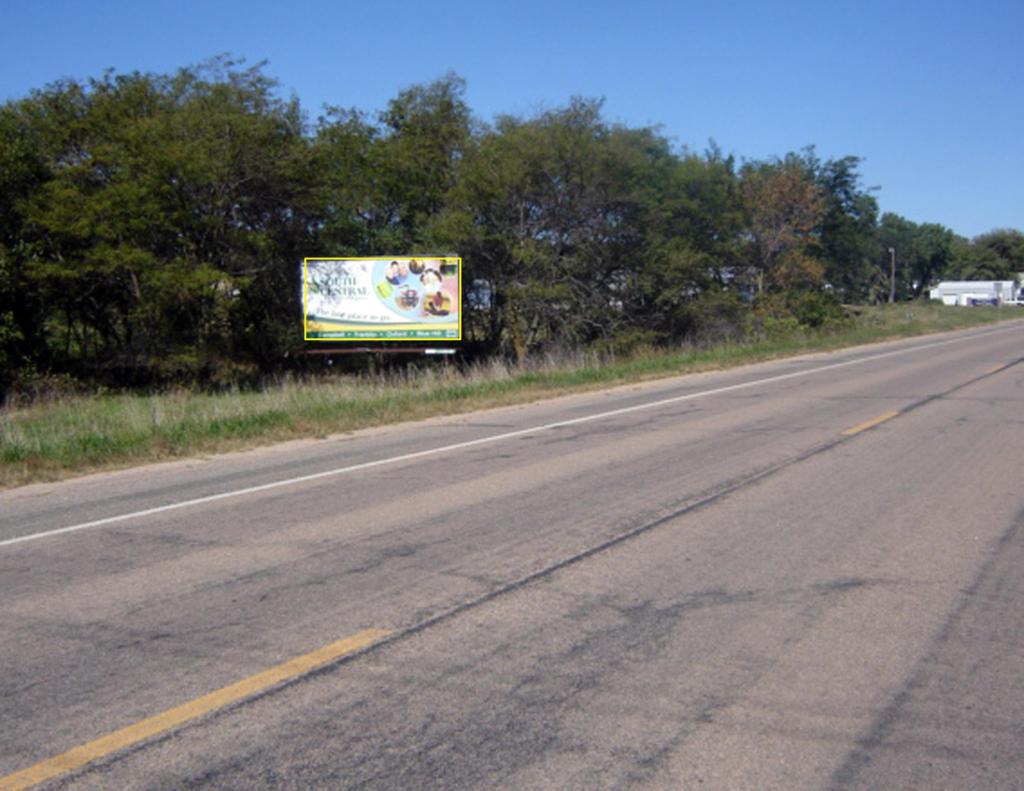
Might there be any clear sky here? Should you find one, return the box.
[2,0,1021,238]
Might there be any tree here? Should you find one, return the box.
[435,99,683,358]
[622,143,745,343]
[15,59,312,383]
[313,73,472,256]
[4,58,1023,394]
[812,154,880,302]
[967,229,1024,280]
[0,98,52,389]
[740,155,826,294]
[877,214,957,299]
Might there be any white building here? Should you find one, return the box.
[928,280,1019,306]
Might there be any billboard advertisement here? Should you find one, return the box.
[303,257,461,341]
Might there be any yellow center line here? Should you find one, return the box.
[0,628,391,791]
[842,410,900,436]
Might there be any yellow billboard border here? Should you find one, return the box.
[303,256,462,342]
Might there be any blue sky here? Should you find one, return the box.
[2,0,1021,238]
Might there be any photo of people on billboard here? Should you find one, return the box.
[303,257,461,340]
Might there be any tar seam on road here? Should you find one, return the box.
[825,507,1024,790]
[5,354,1020,789]
[4,325,1021,550]
[0,629,391,791]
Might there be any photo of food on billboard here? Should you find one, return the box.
[303,257,461,341]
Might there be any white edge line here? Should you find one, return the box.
[2,324,1017,549]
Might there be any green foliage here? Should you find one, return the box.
[0,249,23,383]
[785,290,848,329]
[878,214,957,300]
[314,73,470,255]
[5,58,312,386]
[958,229,1024,280]
[749,290,848,340]
[438,98,674,358]
[1,60,1019,400]
[813,154,880,302]
[674,289,748,344]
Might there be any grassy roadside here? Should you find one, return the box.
[2,303,1021,489]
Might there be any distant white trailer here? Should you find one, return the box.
[929,281,1018,305]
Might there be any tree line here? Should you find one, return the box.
[2,59,1022,394]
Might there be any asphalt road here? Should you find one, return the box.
[2,323,1024,790]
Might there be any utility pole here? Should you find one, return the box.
[888,247,896,303]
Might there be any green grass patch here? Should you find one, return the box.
[2,303,1020,488]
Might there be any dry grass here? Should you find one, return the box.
[2,303,1019,489]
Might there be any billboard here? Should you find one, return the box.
[303,257,461,341]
